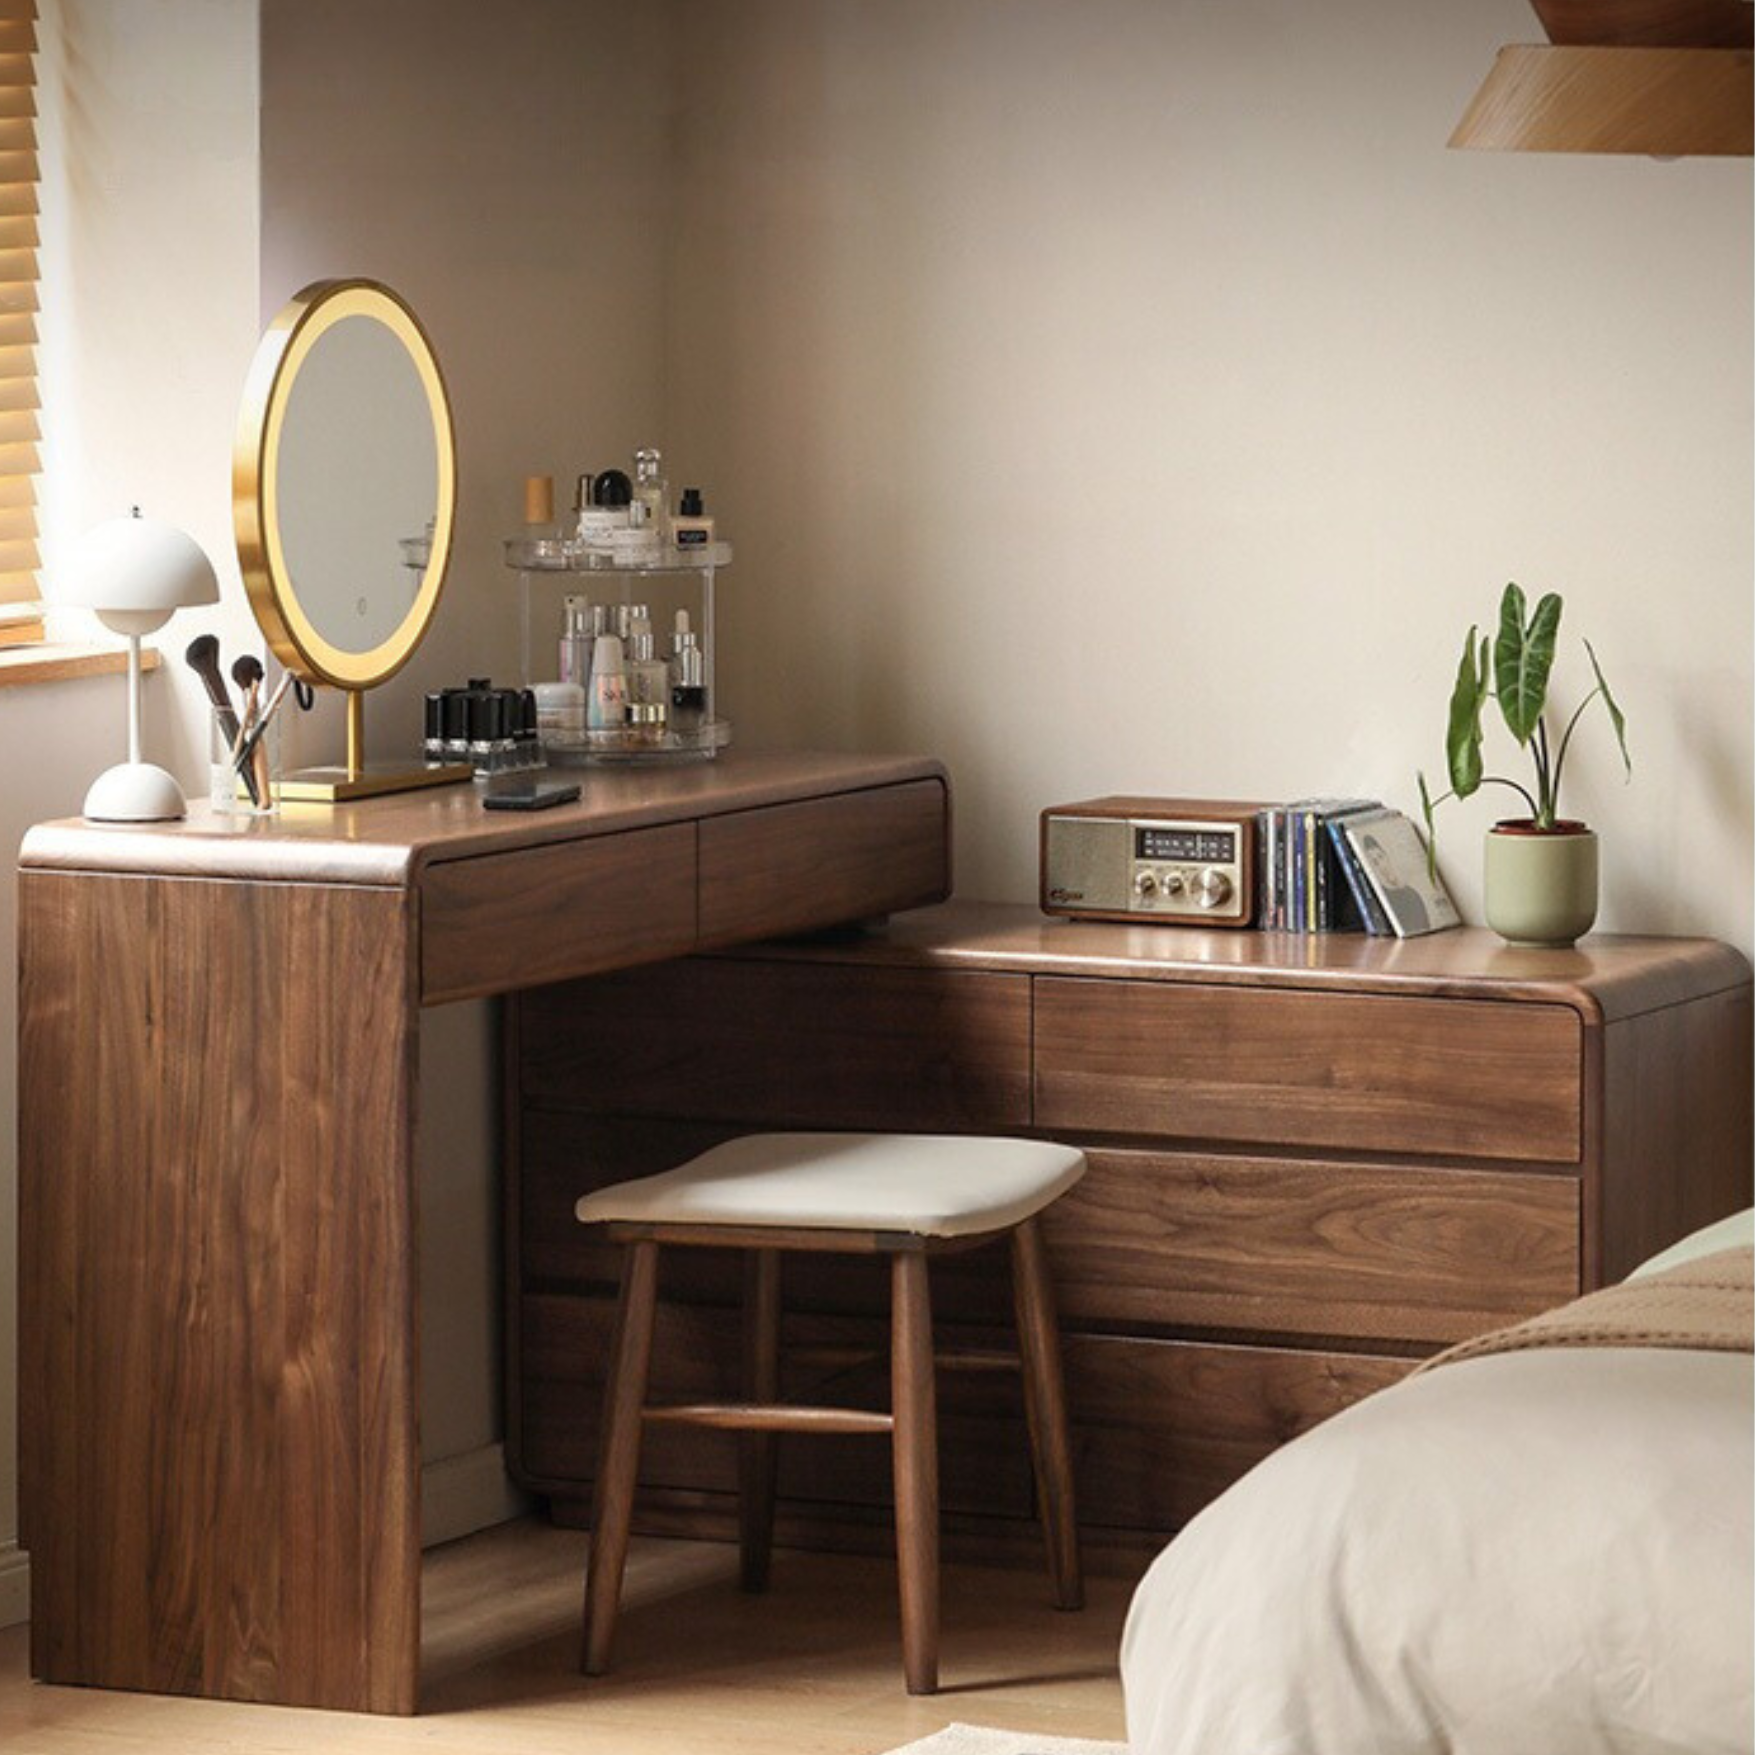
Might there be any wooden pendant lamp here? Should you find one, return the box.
[1450,0,1754,155]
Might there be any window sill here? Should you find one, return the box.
[0,642,160,687]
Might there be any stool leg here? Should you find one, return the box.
[739,1248,781,1592]
[1011,1216,1083,1611]
[890,1250,939,1695]
[583,1240,660,1675]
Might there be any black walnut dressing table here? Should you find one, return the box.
[16,751,950,1713]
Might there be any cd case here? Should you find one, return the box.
[1335,809,1460,938]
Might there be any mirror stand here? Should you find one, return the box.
[275,686,473,803]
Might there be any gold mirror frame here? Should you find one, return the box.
[233,278,465,797]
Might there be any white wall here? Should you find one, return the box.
[665,0,1754,952]
[259,0,676,1489]
[0,0,260,1623]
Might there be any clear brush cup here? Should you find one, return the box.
[209,702,281,816]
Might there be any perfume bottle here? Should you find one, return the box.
[632,449,668,537]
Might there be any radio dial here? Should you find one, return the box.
[1195,868,1233,909]
[1134,870,1157,897]
[1162,870,1186,896]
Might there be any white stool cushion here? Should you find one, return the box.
[574,1133,1086,1239]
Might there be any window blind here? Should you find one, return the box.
[0,0,38,647]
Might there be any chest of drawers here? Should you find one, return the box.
[505,901,1752,1569]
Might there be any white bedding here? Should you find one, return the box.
[1122,1340,1754,1755]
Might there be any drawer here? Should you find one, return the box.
[520,960,1031,1131]
[1045,1149,1580,1345]
[697,779,949,947]
[421,824,696,1004]
[514,1294,1406,1535]
[1035,976,1582,1162]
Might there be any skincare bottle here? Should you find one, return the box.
[632,449,668,536]
[669,609,706,734]
[671,487,715,551]
[559,594,593,685]
[626,622,669,710]
[587,633,628,734]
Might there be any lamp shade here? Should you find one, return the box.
[58,511,220,615]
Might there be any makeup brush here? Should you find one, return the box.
[231,654,271,805]
[186,634,260,807]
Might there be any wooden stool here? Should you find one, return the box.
[573,1131,1087,1694]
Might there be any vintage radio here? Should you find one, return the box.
[1040,797,1263,927]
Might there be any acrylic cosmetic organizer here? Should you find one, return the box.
[503,535,732,764]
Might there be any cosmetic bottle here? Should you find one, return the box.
[515,689,544,770]
[442,688,471,763]
[575,468,631,550]
[669,610,706,734]
[626,622,669,710]
[559,594,593,685]
[671,487,715,551]
[625,701,667,748]
[424,692,447,763]
[532,680,586,745]
[632,449,668,536]
[587,633,629,734]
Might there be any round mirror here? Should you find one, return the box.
[234,279,455,691]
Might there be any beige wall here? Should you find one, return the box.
[666,0,1753,950]
[259,0,676,1483]
[0,0,260,1622]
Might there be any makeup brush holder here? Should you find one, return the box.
[209,703,282,816]
[504,535,733,766]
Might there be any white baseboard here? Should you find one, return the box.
[0,1453,522,1632]
[421,1442,534,1549]
[0,1541,29,1630]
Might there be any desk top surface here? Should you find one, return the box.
[722,899,1752,1024]
[19,750,946,886]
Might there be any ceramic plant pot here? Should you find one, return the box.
[1484,821,1598,948]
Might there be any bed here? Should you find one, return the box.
[1121,1211,1755,1755]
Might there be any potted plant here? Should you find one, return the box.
[1419,582,1630,948]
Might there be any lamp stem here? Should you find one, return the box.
[127,630,142,766]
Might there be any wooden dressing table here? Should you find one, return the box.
[16,751,950,1714]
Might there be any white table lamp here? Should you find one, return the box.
[59,509,220,821]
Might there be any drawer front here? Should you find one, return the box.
[697,779,949,947]
[1046,1148,1581,1344]
[1035,976,1582,1162]
[514,1294,1406,1535]
[421,824,696,1004]
[520,960,1031,1131]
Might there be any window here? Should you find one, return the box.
[0,0,37,649]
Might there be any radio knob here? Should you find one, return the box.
[1162,870,1186,896]
[1134,871,1157,897]
[1195,868,1233,909]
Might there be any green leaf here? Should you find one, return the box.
[1584,638,1631,778]
[1418,771,1440,880]
[1445,626,1486,798]
[1493,583,1563,747]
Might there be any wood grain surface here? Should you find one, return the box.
[1034,975,1583,1161]
[697,780,950,948]
[420,822,696,1003]
[712,898,1751,1024]
[519,961,1031,1132]
[1042,1149,1581,1344]
[18,869,419,1712]
[19,751,948,887]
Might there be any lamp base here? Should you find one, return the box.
[83,761,187,822]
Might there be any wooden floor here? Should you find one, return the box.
[0,1521,1132,1753]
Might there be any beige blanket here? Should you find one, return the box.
[1419,1243,1754,1374]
